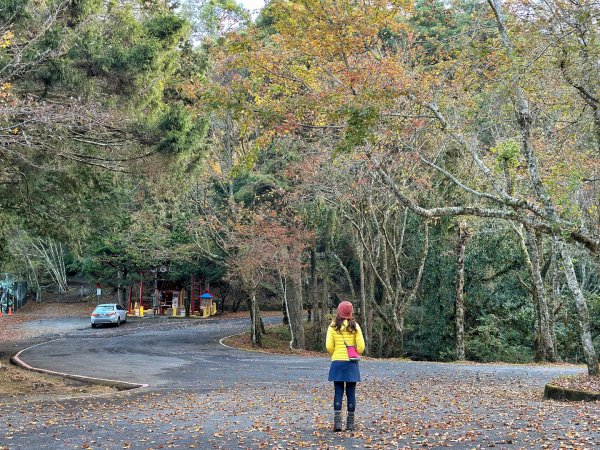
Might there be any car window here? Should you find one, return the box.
[94,305,114,312]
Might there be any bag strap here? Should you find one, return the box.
[337,330,353,347]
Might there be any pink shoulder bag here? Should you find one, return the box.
[340,333,361,361]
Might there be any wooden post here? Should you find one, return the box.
[139,273,144,308]
[191,275,195,314]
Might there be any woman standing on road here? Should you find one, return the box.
[326,300,365,432]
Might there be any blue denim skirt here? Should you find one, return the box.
[328,360,361,382]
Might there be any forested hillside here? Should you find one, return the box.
[1,0,599,374]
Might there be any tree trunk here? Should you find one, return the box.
[22,246,40,301]
[260,314,266,335]
[185,287,191,318]
[532,315,542,362]
[248,288,263,346]
[117,269,124,306]
[358,238,369,355]
[282,296,289,324]
[30,238,68,293]
[514,224,556,361]
[560,244,599,375]
[488,0,594,372]
[549,238,560,359]
[333,252,355,299]
[525,229,556,362]
[454,222,468,361]
[232,294,242,312]
[309,246,317,322]
[320,243,331,346]
[320,267,329,338]
[281,273,289,326]
[398,316,405,355]
[366,265,375,354]
[289,271,306,349]
[223,110,236,210]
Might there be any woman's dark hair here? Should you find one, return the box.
[330,315,357,333]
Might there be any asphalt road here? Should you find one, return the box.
[2,317,599,450]
[13,316,585,388]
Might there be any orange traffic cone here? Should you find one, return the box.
[7,307,12,316]
[0,310,3,318]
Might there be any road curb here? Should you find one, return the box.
[11,339,148,391]
[544,383,600,402]
[219,332,245,350]
[219,331,277,354]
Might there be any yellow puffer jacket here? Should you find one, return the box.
[326,320,366,361]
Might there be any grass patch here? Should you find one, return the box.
[223,324,327,357]
[0,359,116,401]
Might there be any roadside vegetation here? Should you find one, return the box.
[0,0,598,394]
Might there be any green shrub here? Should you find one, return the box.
[466,314,533,363]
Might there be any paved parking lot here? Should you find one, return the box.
[1,317,598,449]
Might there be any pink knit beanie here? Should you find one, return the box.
[337,301,353,319]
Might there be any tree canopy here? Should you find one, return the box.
[1,0,599,374]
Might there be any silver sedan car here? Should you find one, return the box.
[91,303,128,328]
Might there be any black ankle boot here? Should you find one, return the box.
[333,411,342,432]
[346,411,355,431]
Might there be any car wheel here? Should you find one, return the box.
[91,323,96,329]
[116,317,120,327]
